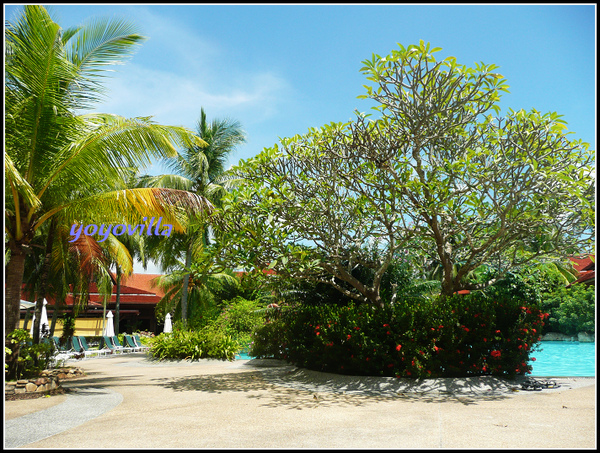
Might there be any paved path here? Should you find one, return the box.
[5,387,122,448]
[4,354,596,449]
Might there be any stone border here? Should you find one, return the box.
[5,367,84,396]
[541,332,595,342]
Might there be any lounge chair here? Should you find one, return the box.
[80,336,107,356]
[100,335,123,354]
[112,335,134,353]
[72,336,103,358]
[51,336,74,354]
[132,334,150,351]
[123,334,142,352]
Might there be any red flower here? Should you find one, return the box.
[396,344,402,351]
[490,350,501,358]
[347,334,352,340]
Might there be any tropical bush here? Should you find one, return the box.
[5,329,55,380]
[213,297,265,350]
[149,325,239,361]
[150,296,265,360]
[250,293,545,378]
[541,284,595,335]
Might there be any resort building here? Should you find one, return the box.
[19,274,165,336]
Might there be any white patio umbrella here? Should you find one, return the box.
[29,299,50,337]
[30,299,50,337]
[103,311,115,337]
[20,300,36,310]
[163,313,173,333]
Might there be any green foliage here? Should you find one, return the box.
[60,314,76,346]
[220,41,594,304]
[214,297,265,348]
[149,325,239,361]
[541,285,595,335]
[5,329,54,380]
[149,295,266,360]
[250,293,544,378]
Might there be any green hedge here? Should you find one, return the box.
[541,284,595,335]
[250,293,546,378]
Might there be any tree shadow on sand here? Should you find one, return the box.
[153,361,519,409]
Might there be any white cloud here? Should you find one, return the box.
[86,6,293,131]
[93,61,291,143]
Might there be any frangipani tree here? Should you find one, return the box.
[220,42,594,307]
[4,6,212,338]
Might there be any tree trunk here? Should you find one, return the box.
[180,248,192,326]
[32,219,56,344]
[5,244,26,380]
[5,245,26,335]
[115,267,122,335]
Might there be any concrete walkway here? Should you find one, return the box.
[4,353,596,449]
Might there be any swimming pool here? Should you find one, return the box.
[529,341,596,376]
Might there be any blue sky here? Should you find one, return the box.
[5,3,596,272]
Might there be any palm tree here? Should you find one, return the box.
[5,6,212,339]
[141,108,246,323]
[152,260,240,328]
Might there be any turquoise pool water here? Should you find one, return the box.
[235,351,253,360]
[529,341,596,376]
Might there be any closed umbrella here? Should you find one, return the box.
[103,311,115,337]
[30,299,50,337]
[163,313,172,333]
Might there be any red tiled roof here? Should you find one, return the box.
[567,255,595,287]
[121,273,166,298]
[569,255,595,273]
[22,279,163,308]
[68,282,161,305]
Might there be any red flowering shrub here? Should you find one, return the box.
[249,292,545,378]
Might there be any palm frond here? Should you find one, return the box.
[37,115,206,200]
[5,151,42,212]
[137,173,194,191]
[102,234,134,276]
[36,187,214,235]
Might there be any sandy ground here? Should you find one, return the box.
[4,353,596,449]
